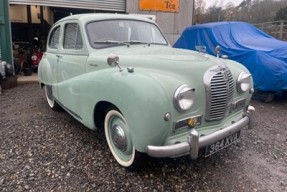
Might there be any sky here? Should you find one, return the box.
[204,0,244,8]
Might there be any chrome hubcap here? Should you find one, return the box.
[111,124,127,152]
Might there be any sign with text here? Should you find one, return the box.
[139,0,179,13]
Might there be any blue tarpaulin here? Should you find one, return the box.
[174,21,287,92]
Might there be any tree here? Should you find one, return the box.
[236,0,252,21]
[194,0,206,24]
[249,0,280,23]
[199,0,287,23]
[224,2,235,21]
[204,6,223,23]
[274,6,287,20]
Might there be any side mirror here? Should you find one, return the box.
[107,54,119,67]
[215,45,221,57]
[107,54,122,71]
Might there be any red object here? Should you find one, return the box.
[31,50,44,69]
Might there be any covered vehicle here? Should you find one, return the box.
[39,14,255,170]
[174,21,287,94]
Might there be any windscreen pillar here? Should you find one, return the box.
[0,0,13,64]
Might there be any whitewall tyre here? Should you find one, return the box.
[104,110,143,170]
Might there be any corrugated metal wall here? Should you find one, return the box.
[126,0,193,45]
[9,0,126,12]
[9,0,193,45]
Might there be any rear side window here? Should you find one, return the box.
[63,23,83,50]
[49,26,60,49]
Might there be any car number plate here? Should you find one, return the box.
[205,131,241,157]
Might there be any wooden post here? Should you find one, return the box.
[279,20,283,40]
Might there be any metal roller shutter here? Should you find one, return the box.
[9,0,126,12]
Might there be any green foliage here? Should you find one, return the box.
[274,6,287,20]
[199,0,287,24]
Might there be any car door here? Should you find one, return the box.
[57,22,88,119]
[45,25,62,101]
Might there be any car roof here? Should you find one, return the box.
[55,13,155,25]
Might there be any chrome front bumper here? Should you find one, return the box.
[147,106,255,159]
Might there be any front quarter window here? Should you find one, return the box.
[86,19,168,49]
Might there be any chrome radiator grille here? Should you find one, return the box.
[204,65,234,121]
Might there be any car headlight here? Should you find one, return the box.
[174,84,194,112]
[237,72,252,93]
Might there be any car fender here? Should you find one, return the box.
[72,68,179,152]
[38,54,56,85]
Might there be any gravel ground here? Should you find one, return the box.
[0,83,286,192]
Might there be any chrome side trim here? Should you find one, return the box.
[147,106,255,159]
[54,98,83,120]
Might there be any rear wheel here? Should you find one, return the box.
[44,85,59,111]
[104,110,143,170]
[253,91,274,103]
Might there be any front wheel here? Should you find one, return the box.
[104,110,143,170]
[44,85,59,111]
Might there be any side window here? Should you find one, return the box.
[49,26,60,49]
[63,23,83,50]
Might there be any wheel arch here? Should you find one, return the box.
[93,101,120,130]
[88,73,173,153]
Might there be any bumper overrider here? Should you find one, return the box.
[147,105,255,159]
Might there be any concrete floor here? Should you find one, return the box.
[17,73,38,84]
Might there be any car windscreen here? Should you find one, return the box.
[86,19,168,49]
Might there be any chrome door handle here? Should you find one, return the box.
[56,54,63,58]
[89,63,99,67]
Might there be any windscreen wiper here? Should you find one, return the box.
[94,40,130,47]
[124,40,151,46]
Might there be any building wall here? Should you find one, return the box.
[9,0,126,12]
[126,0,193,45]
[9,0,194,45]
[10,5,54,25]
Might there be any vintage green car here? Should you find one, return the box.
[38,13,255,170]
